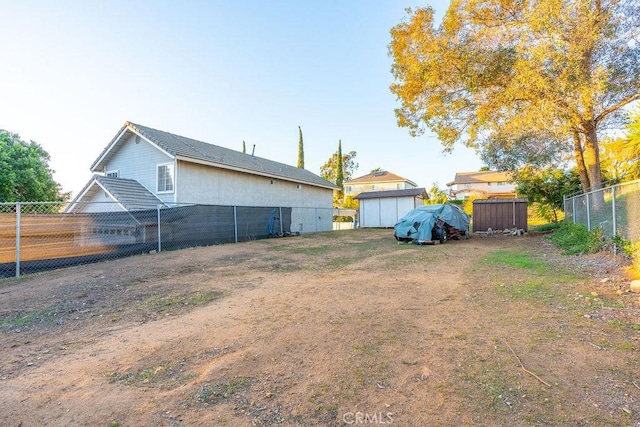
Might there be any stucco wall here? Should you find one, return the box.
[177,161,333,208]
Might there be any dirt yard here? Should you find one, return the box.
[0,229,639,426]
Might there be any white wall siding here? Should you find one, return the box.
[396,198,417,221]
[72,188,126,213]
[101,134,174,204]
[347,181,416,196]
[360,199,382,227]
[359,196,419,228]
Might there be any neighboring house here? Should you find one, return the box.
[446,171,517,200]
[344,171,417,197]
[67,121,338,233]
[355,188,428,228]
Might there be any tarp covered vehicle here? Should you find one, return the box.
[394,203,471,244]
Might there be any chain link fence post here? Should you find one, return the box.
[157,205,162,253]
[15,202,21,278]
[233,205,238,243]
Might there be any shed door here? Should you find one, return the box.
[361,199,381,227]
[396,197,415,221]
[379,198,398,227]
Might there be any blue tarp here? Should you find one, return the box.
[393,203,471,242]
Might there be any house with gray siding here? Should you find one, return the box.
[67,121,338,233]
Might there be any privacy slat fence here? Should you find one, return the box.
[0,202,333,278]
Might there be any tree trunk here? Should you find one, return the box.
[582,121,603,193]
[573,132,591,193]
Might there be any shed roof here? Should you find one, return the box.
[91,122,338,190]
[354,187,428,200]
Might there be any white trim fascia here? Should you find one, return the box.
[90,125,175,172]
[172,158,178,203]
[90,127,129,172]
[94,181,129,212]
[65,177,127,213]
[156,162,175,194]
[174,155,338,190]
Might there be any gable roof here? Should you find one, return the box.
[91,121,338,190]
[446,171,514,186]
[354,188,428,200]
[68,175,165,212]
[345,170,416,186]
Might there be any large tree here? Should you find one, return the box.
[320,148,359,184]
[0,130,67,202]
[297,126,304,168]
[515,166,582,222]
[389,0,640,194]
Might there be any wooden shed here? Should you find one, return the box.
[472,198,528,232]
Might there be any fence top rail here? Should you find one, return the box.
[564,179,640,201]
[0,201,69,206]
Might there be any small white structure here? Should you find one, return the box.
[355,188,428,228]
[67,121,338,233]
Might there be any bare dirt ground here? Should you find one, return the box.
[0,229,639,426]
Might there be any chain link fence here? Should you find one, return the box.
[0,202,335,278]
[564,179,640,242]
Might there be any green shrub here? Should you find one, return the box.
[546,222,605,255]
[531,222,562,232]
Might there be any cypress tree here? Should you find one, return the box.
[336,139,344,189]
[336,140,344,206]
[297,126,304,168]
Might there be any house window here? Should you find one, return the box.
[464,183,473,188]
[106,170,119,178]
[157,163,174,193]
[345,186,351,193]
[498,181,506,186]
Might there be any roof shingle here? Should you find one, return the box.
[92,122,338,190]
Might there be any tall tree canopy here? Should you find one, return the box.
[320,148,358,185]
[0,130,66,202]
[297,126,304,168]
[426,182,449,204]
[389,0,640,194]
[515,166,582,222]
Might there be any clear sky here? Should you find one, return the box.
[0,0,484,198]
